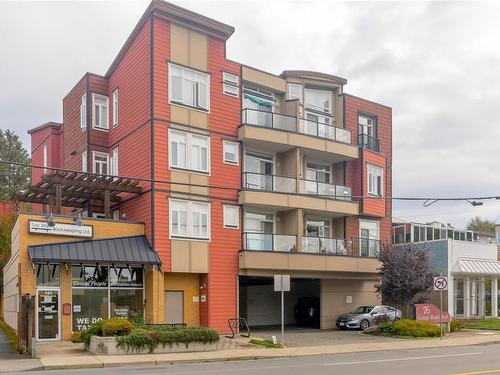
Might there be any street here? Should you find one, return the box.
[5,343,500,375]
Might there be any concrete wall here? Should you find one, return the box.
[320,278,379,329]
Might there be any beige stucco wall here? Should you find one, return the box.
[171,240,209,273]
[320,278,380,329]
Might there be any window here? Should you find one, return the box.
[43,144,48,173]
[93,151,109,175]
[170,199,210,240]
[358,115,376,137]
[111,147,118,176]
[92,94,109,130]
[304,88,332,114]
[169,63,210,110]
[288,83,303,102]
[112,89,118,127]
[223,205,239,229]
[36,264,60,287]
[222,72,239,97]
[112,209,120,220]
[169,129,210,173]
[223,140,239,165]
[367,164,383,196]
[82,151,87,173]
[80,94,87,130]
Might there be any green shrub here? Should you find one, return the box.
[392,319,440,337]
[80,320,104,345]
[102,318,133,337]
[450,320,464,333]
[116,326,220,353]
[378,321,394,334]
[71,331,82,343]
[130,314,146,327]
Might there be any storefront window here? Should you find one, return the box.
[71,265,144,331]
[36,264,60,287]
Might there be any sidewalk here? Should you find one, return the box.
[1,331,500,372]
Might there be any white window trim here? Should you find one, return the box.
[169,199,211,241]
[168,63,211,112]
[82,150,87,173]
[168,129,211,174]
[223,83,239,98]
[111,147,119,176]
[112,89,118,128]
[288,82,303,102]
[222,72,239,98]
[223,140,239,165]
[92,151,110,175]
[92,93,109,131]
[223,205,240,229]
[367,163,384,197]
[80,94,87,131]
[359,219,380,240]
[304,88,332,114]
[222,72,239,86]
[43,144,48,173]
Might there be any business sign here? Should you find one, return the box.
[415,303,450,323]
[274,274,290,292]
[434,276,448,291]
[29,220,93,238]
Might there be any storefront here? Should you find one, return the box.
[2,213,162,344]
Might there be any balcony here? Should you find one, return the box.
[239,109,358,161]
[300,179,351,200]
[242,172,295,193]
[242,233,297,252]
[358,134,380,152]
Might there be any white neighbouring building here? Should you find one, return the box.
[393,221,500,319]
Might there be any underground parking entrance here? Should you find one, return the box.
[239,276,321,330]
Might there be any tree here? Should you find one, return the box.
[376,243,434,317]
[0,129,30,201]
[0,208,17,293]
[466,216,495,234]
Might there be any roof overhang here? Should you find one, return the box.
[452,257,500,276]
[28,235,161,266]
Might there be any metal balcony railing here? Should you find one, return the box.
[241,108,297,132]
[358,134,380,152]
[300,179,352,200]
[352,237,381,257]
[299,118,351,144]
[242,233,297,252]
[242,172,296,193]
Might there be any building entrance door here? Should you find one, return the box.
[165,291,184,324]
[36,288,60,341]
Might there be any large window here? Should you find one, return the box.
[92,94,109,130]
[36,264,60,287]
[169,129,210,173]
[304,88,332,114]
[170,199,210,240]
[93,151,109,175]
[71,265,143,331]
[367,164,383,196]
[168,63,210,111]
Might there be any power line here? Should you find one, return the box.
[1,159,499,204]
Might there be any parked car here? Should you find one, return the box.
[336,305,402,330]
[294,297,320,328]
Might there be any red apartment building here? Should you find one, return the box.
[23,0,392,335]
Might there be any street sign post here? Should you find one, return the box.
[433,275,448,339]
[274,275,290,345]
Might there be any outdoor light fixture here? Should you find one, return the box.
[46,213,55,227]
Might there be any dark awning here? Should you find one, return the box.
[28,236,161,266]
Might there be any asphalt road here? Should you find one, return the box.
[6,344,500,375]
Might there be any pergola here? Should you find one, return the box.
[18,170,143,218]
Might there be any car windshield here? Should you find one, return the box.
[350,306,374,314]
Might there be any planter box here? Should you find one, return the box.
[88,336,218,355]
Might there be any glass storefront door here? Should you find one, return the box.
[36,288,60,341]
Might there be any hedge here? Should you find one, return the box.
[79,318,133,345]
[392,319,440,337]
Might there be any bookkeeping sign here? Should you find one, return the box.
[29,220,93,238]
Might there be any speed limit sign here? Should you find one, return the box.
[434,276,448,291]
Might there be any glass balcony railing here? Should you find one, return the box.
[300,179,352,200]
[299,118,351,144]
[242,233,297,252]
[352,237,381,257]
[302,237,352,255]
[241,109,352,145]
[358,134,380,152]
[242,172,296,193]
[241,108,297,132]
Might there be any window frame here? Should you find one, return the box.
[367,163,384,197]
[168,129,211,174]
[80,94,87,131]
[222,140,239,165]
[288,83,303,102]
[112,89,118,128]
[304,88,332,114]
[168,63,210,111]
[169,199,211,241]
[43,144,48,173]
[223,205,240,229]
[111,146,119,176]
[92,151,110,175]
[82,150,87,173]
[92,93,109,130]
[222,72,239,98]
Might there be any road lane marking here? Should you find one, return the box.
[323,352,483,366]
[449,370,500,375]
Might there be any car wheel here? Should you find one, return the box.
[360,319,370,331]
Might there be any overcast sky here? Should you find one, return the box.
[1,0,500,228]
